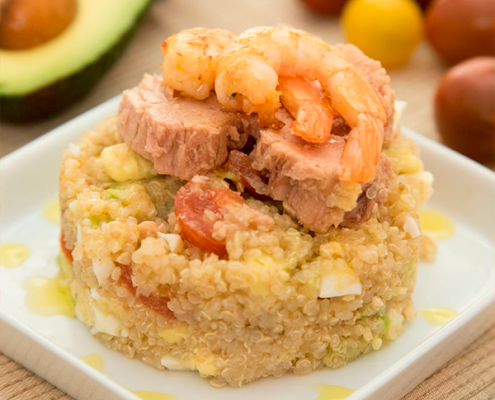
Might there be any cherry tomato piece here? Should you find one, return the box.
[414,0,432,10]
[434,57,495,163]
[175,181,244,255]
[299,0,349,15]
[119,264,175,319]
[60,234,73,264]
[426,0,495,65]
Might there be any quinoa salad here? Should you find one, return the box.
[59,26,435,387]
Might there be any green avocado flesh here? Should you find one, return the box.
[0,0,152,121]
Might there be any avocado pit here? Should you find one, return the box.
[0,0,77,50]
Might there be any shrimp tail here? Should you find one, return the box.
[279,77,336,142]
[339,114,384,183]
[290,104,335,143]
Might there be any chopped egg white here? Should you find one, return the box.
[319,271,362,298]
[76,222,82,242]
[404,216,421,238]
[68,200,78,213]
[160,355,194,370]
[92,309,122,336]
[92,258,114,285]
[157,233,184,254]
[90,288,101,300]
[67,143,81,156]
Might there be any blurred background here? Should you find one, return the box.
[1,0,494,165]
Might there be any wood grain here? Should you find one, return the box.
[1,0,493,399]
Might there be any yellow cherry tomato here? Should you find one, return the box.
[342,0,424,69]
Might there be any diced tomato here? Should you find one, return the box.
[61,230,174,318]
[174,181,244,255]
[60,233,73,264]
[118,264,175,319]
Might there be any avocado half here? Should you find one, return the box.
[0,0,153,122]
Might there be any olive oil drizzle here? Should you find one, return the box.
[315,384,355,400]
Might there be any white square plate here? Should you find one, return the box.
[1,96,494,400]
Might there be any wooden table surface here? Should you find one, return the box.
[1,0,494,399]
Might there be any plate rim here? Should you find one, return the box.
[0,308,138,400]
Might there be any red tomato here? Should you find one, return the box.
[175,181,244,255]
[60,234,73,264]
[426,0,495,64]
[118,264,175,318]
[299,0,348,15]
[415,0,432,10]
[435,57,495,163]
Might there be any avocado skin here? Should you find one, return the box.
[0,1,154,122]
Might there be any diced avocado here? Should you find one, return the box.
[105,188,126,200]
[345,343,367,359]
[142,176,185,221]
[89,215,102,226]
[0,0,153,121]
[381,314,391,332]
[109,182,132,190]
[104,182,133,204]
[404,261,417,286]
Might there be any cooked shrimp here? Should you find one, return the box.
[161,28,236,99]
[278,77,337,143]
[215,26,387,183]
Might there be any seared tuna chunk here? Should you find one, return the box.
[251,110,391,232]
[118,74,258,180]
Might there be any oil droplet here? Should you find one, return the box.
[23,273,74,317]
[43,199,61,225]
[418,210,455,240]
[420,307,458,326]
[57,253,74,281]
[0,243,31,268]
[315,385,355,400]
[132,391,176,400]
[80,354,104,371]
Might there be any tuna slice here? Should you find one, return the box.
[117,74,258,180]
[251,110,392,232]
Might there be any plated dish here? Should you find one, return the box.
[1,98,494,400]
[57,26,436,387]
